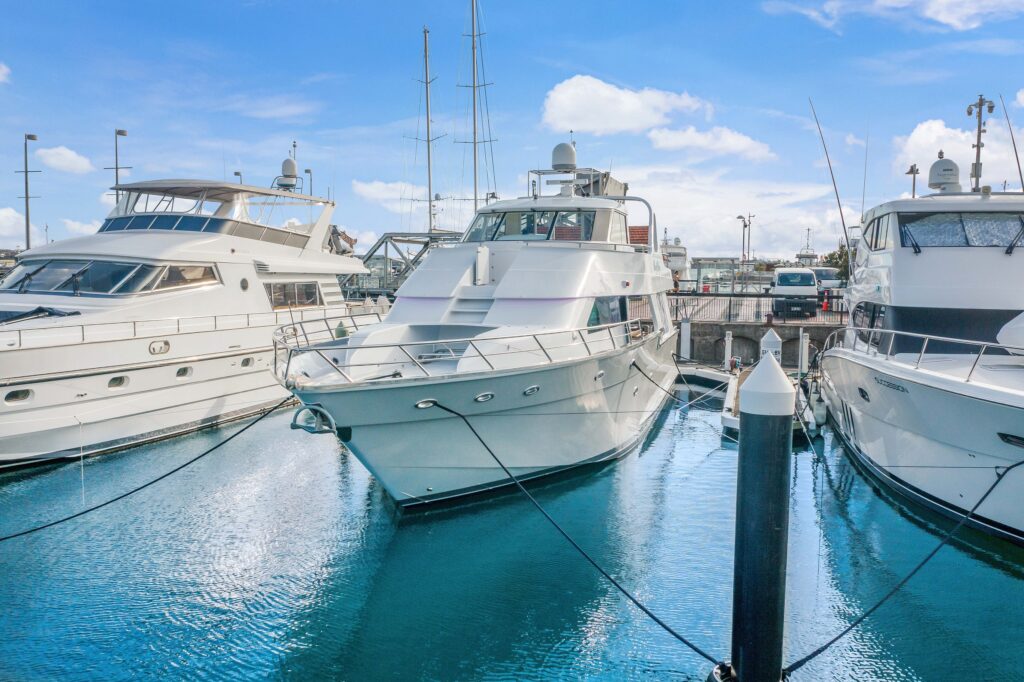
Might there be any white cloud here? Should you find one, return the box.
[62,219,102,235]
[763,0,1024,31]
[845,133,866,147]
[1016,89,1024,108]
[351,179,426,214]
[36,146,95,174]
[216,94,320,120]
[893,118,1024,191]
[99,192,117,208]
[0,63,10,84]
[648,126,776,161]
[612,164,839,258]
[0,207,42,249]
[542,75,711,136]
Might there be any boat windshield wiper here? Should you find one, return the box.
[1006,216,1024,255]
[901,222,922,254]
[16,272,34,293]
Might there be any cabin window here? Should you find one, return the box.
[114,264,164,293]
[108,376,128,389]
[153,265,218,290]
[588,296,627,327]
[897,212,1024,248]
[175,367,192,379]
[4,389,31,404]
[264,282,323,310]
[241,357,254,368]
[463,210,596,242]
[0,260,88,292]
[54,261,139,294]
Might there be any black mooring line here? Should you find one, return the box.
[0,398,291,543]
[431,399,721,666]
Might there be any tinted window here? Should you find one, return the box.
[463,211,596,242]
[550,211,595,241]
[154,265,218,290]
[55,261,139,293]
[263,282,324,310]
[463,213,505,242]
[588,296,626,326]
[115,264,164,293]
[0,260,87,291]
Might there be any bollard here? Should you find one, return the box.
[729,354,794,681]
[798,328,809,377]
[678,318,692,360]
[759,329,782,365]
[723,331,733,370]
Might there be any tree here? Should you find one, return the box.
[821,243,852,281]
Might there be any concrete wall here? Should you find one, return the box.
[685,321,841,367]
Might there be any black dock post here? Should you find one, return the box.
[710,353,795,682]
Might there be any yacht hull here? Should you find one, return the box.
[0,348,287,468]
[294,334,676,506]
[821,350,1024,545]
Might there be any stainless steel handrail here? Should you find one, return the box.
[276,318,647,387]
[822,326,1024,383]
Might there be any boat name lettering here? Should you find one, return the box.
[873,376,908,393]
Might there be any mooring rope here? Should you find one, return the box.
[0,398,291,543]
[782,457,1024,676]
[430,400,722,666]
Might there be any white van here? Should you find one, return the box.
[811,266,842,292]
[771,267,818,317]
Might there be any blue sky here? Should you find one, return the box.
[2,0,1024,257]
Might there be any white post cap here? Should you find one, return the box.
[740,353,794,416]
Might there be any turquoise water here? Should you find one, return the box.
[1,395,1022,680]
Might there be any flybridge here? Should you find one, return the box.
[526,142,628,199]
[93,179,331,250]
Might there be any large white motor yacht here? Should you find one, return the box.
[821,149,1024,544]
[275,145,678,506]
[0,161,373,468]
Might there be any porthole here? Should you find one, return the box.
[594,370,606,381]
[415,399,437,409]
[241,357,254,368]
[108,376,128,389]
[523,385,540,396]
[474,392,495,403]
[176,367,192,379]
[240,278,249,291]
[4,389,31,404]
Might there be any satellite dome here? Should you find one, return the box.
[277,157,298,190]
[928,150,962,193]
[552,142,576,171]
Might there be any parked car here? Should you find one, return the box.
[771,267,818,317]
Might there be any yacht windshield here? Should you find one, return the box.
[463,210,596,242]
[0,259,218,295]
[898,212,1024,247]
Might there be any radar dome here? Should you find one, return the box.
[552,142,576,171]
[928,150,962,193]
[277,157,298,190]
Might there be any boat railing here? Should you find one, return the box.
[273,317,653,387]
[823,326,1024,383]
[0,304,382,352]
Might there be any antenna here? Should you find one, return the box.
[999,93,1024,192]
[859,128,869,221]
[808,98,854,281]
[966,94,995,192]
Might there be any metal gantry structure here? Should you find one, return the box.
[339,231,464,299]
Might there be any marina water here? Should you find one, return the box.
[1,396,1022,679]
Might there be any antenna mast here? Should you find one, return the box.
[967,94,995,192]
[471,0,479,211]
[999,93,1024,192]
[423,26,436,232]
[809,98,854,281]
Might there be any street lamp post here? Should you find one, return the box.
[105,129,131,203]
[233,170,243,185]
[304,168,312,196]
[19,134,39,250]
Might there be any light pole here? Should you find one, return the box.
[735,213,754,262]
[967,94,995,192]
[304,168,312,196]
[905,164,919,198]
[105,129,131,203]
[233,170,243,185]
[18,134,40,250]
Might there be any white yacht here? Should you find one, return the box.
[275,145,678,506]
[0,160,373,468]
[821,148,1024,544]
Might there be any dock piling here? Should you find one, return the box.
[718,353,795,681]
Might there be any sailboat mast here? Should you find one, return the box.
[423,26,435,232]
[471,0,479,211]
